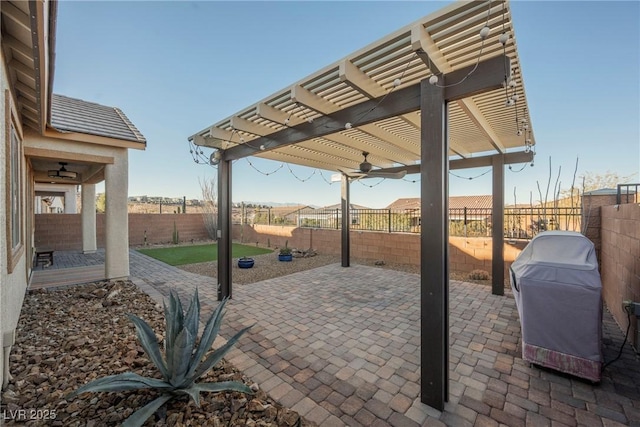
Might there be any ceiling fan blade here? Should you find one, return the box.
[366,170,407,179]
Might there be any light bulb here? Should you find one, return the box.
[393,78,401,87]
[499,32,509,45]
[523,123,529,130]
[525,145,531,153]
[240,137,245,143]
[479,26,491,40]
[517,130,523,136]
[512,94,520,101]
[525,138,532,144]
[260,144,265,151]
[284,118,290,124]
[345,122,352,129]
[505,99,515,107]
[307,118,313,123]
[509,79,517,88]
[429,75,438,85]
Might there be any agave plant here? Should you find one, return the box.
[68,290,252,427]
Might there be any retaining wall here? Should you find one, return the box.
[600,203,640,347]
[232,223,526,275]
[34,213,209,250]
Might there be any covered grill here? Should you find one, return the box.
[510,231,603,382]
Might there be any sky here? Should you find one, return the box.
[53,1,639,209]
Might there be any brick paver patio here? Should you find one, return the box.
[38,250,640,426]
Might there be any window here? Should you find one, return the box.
[5,89,23,273]
[10,124,21,249]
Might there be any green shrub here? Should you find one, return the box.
[279,240,292,255]
[68,291,252,427]
[468,269,490,280]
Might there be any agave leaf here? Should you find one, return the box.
[196,381,254,395]
[192,325,252,380]
[184,288,200,347]
[121,394,173,427]
[169,328,195,387]
[127,314,169,380]
[173,384,202,407]
[165,291,184,375]
[67,372,172,399]
[181,298,228,387]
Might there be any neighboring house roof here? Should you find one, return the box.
[322,203,371,210]
[387,196,493,210]
[50,94,146,144]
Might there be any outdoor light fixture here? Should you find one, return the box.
[48,162,77,180]
[209,150,222,165]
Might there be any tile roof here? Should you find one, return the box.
[50,94,146,144]
[387,195,493,210]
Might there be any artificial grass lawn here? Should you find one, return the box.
[137,243,272,266]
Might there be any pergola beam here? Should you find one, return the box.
[410,24,442,74]
[456,99,506,153]
[231,116,271,137]
[372,150,533,175]
[291,85,339,116]
[257,103,303,127]
[339,59,387,99]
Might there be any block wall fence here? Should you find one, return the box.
[599,203,640,349]
[34,213,210,250]
[231,223,527,277]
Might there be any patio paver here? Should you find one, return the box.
[38,249,640,426]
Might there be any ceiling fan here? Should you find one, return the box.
[339,151,407,179]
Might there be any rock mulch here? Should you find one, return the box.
[2,280,315,426]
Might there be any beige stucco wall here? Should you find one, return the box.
[1,49,30,389]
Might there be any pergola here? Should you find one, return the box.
[189,0,535,411]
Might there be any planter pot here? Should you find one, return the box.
[278,254,293,262]
[238,258,255,268]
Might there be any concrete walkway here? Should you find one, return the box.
[39,250,640,426]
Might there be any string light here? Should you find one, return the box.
[479,25,491,40]
[508,163,528,173]
[286,163,317,182]
[246,159,284,176]
[356,178,386,188]
[449,168,492,180]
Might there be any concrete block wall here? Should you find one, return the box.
[600,203,640,347]
[582,193,618,260]
[233,224,524,275]
[35,213,209,250]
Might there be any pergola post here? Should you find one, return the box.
[81,183,97,253]
[104,151,129,279]
[341,174,350,267]
[217,159,232,300]
[420,79,448,411]
[492,154,505,295]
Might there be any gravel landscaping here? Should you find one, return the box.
[2,280,316,426]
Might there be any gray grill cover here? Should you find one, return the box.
[510,231,602,379]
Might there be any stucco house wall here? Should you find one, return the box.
[1,47,30,390]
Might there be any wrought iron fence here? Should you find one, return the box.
[248,206,582,239]
[617,183,639,204]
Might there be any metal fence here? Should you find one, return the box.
[617,183,639,204]
[248,206,582,240]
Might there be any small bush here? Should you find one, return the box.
[468,269,490,280]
